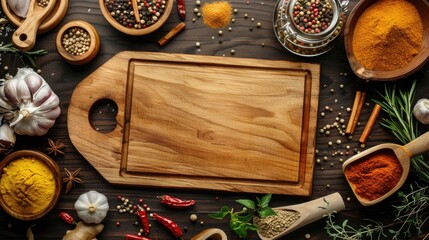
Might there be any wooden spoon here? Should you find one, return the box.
[12,0,57,51]
[191,228,228,240]
[256,192,345,240]
[342,131,429,206]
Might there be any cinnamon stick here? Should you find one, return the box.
[158,22,186,47]
[359,104,381,144]
[346,91,362,134]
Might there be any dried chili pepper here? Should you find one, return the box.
[138,206,150,235]
[59,212,76,225]
[125,234,151,240]
[177,0,186,20]
[152,213,183,238]
[158,195,196,209]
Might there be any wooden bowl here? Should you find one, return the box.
[98,0,173,35]
[0,150,62,221]
[1,0,68,34]
[56,20,101,65]
[344,0,429,81]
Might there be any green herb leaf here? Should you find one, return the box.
[236,199,255,210]
[208,206,230,219]
[237,213,253,223]
[247,223,258,231]
[260,193,272,208]
[258,207,276,217]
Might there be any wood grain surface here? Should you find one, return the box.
[0,0,428,239]
[68,52,319,195]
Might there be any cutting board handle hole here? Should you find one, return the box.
[89,98,118,133]
[19,34,27,41]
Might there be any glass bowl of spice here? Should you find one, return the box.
[56,20,101,65]
[0,150,62,221]
[344,0,429,81]
[273,0,349,56]
[99,0,173,36]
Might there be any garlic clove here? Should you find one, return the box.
[7,0,31,18]
[0,121,15,155]
[413,98,429,124]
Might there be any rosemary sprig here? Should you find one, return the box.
[325,80,429,239]
[0,43,47,68]
[373,80,429,183]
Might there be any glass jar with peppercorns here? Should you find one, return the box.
[274,0,349,56]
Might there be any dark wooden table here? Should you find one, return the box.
[0,0,428,239]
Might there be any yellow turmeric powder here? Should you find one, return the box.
[0,157,56,215]
[202,1,232,28]
[352,0,423,71]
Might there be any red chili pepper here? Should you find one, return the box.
[177,0,186,20]
[152,213,183,238]
[138,206,150,235]
[59,212,76,225]
[125,234,151,240]
[158,195,196,209]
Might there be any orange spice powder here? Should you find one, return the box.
[202,1,232,29]
[352,0,423,71]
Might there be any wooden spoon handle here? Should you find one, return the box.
[191,228,228,240]
[403,131,429,157]
[12,0,57,51]
[296,192,345,226]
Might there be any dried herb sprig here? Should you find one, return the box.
[0,43,47,68]
[209,194,276,238]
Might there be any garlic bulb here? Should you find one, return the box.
[0,68,61,136]
[74,190,109,224]
[413,98,429,124]
[7,0,30,18]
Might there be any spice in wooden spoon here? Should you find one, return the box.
[343,131,429,206]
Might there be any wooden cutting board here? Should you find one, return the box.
[68,51,320,195]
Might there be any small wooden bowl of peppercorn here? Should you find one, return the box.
[0,150,62,221]
[344,0,429,81]
[56,20,101,65]
[99,0,174,35]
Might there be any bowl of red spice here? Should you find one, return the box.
[0,150,62,221]
[344,0,429,81]
[99,0,173,36]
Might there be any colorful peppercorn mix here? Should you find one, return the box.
[104,0,167,29]
[292,0,334,34]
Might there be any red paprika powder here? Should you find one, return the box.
[345,149,402,201]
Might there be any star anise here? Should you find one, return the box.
[46,138,65,156]
[63,168,83,194]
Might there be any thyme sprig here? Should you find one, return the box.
[0,43,47,68]
[325,80,429,239]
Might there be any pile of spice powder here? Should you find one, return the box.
[105,0,167,28]
[345,149,402,201]
[202,1,232,28]
[254,209,300,238]
[0,157,56,214]
[352,0,423,71]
